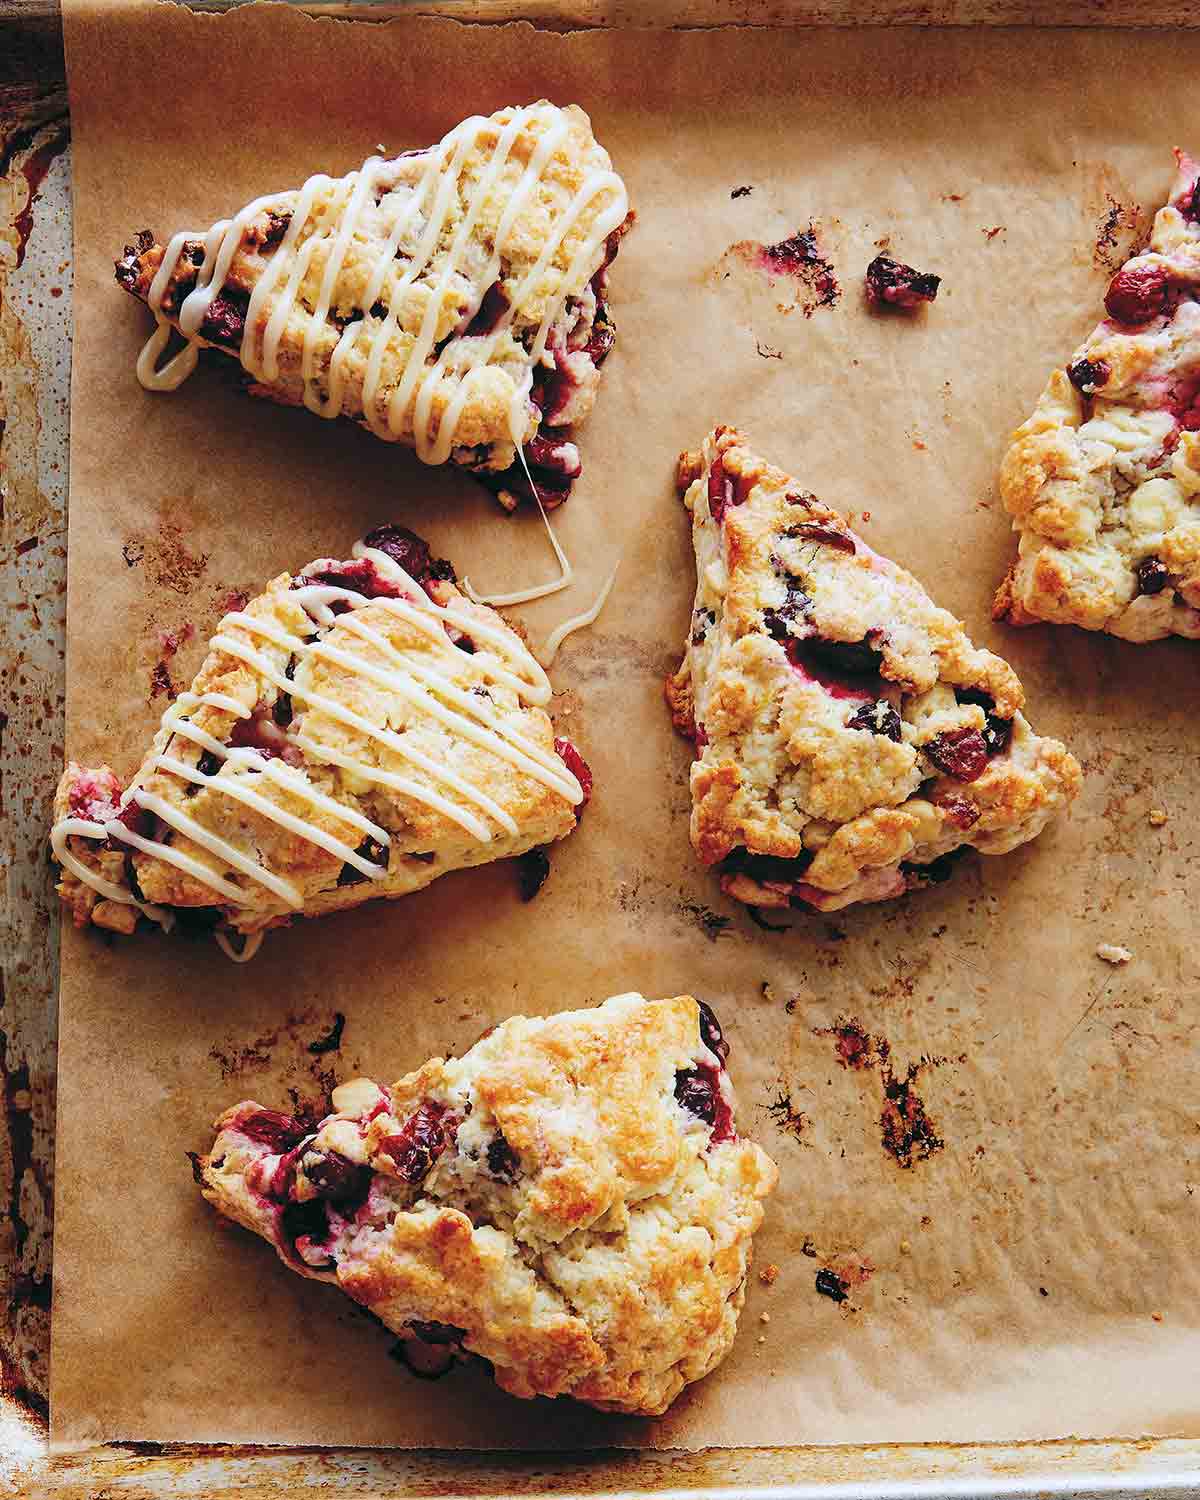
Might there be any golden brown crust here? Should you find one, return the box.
[669,427,1082,912]
[197,992,778,1415]
[995,151,1200,640]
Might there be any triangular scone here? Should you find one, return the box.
[994,150,1200,639]
[51,526,589,958]
[666,428,1081,913]
[196,991,778,1415]
[117,102,632,511]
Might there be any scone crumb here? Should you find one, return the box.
[759,1311,771,1324]
[1096,943,1134,966]
[899,1238,912,1255]
[1148,808,1168,827]
[757,1335,767,1344]
[759,1263,780,1286]
[1152,1311,1164,1323]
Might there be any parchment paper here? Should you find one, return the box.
[53,0,1200,1450]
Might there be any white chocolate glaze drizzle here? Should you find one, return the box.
[135,103,629,471]
[51,540,583,955]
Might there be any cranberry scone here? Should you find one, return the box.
[666,427,1082,914]
[196,991,778,1415]
[51,526,590,960]
[994,149,1200,639]
[118,102,631,512]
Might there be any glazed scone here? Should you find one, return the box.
[118,102,632,511]
[196,991,778,1415]
[994,149,1200,639]
[51,526,589,959]
[667,427,1082,913]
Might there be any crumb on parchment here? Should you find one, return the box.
[1148,808,1168,827]
[759,1263,780,1286]
[1096,943,1134,966]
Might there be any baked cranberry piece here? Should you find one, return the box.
[337,837,389,887]
[196,750,221,778]
[696,999,730,1064]
[787,520,855,554]
[954,688,1013,756]
[229,704,301,763]
[238,1109,309,1153]
[806,634,885,677]
[280,1198,335,1269]
[199,286,249,349]
[763,578,813,640]
[361,524,434,581]
[846,700,902,742]
[304,1149,372,1204]
[486,1132,520,1182]
[554,738,592,806]
[294,556,402,603]
[463,282,510,337]
[865,254,941,311]
[1104,263,1170,325]
[926,727,989,782]
[707,453,734,524]
[936,792,981,830]
[379,1101,455,1185]
[1067,357,1111,394]
[1136,556,1171,596]
[516,847,551,902]
[674,1061,735,1144]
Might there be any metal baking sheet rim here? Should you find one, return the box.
[2,9,1200,1495]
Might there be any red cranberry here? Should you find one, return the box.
[463,282,510,336]
[864,254,940,310]
[229,704,298,762]
[787,521,856,554]
[1067,357,1111,394]
[486,1133,520,1182]
[554,738,592,805]
[280,1198,335,1268]
[707,453,734,524]
[304,1149,371,1203]
[846,700,902,742]
[197,750,221,777]
[936,793,981,830]
[583,305,615,366]
[674,1061,735,1143]
[199,286,249,349]
[926,727,989,782]
[954,689,1012,756]
[763,579,813,640]
[337,837,389,887]
[239,1110,309,1153]
[295,556,402,603]
[806,634,886,678]
[1136,556,1170,596]
[696,999,730,1064]
[525,434,582,479]
[1104,263,1169,325]
[361,525,436,581]
[379,1101,454,1185]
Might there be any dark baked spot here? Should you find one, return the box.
[307,1013,346,1055]
[815,1267,849,1302]
[1136,556,1171,596]
[485,1133,520,1182]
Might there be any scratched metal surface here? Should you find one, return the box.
[2,5,1200,1497]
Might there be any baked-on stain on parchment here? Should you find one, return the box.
[1093,192,1143,273]
[208,1009,349,1124]
[815,1015,950,1169]
[717,222,841,318]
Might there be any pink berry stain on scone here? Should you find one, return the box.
[667,427,1082,917]
[194,993,778,1415]
[995,149,1200,640]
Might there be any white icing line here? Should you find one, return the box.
[539,559,620,667]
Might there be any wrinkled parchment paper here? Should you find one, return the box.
[53,0,1200,1449]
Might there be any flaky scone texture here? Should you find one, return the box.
[52,527,586,946]
[995,149,1200,639]
[667,427,1081,912]
[118,103,631,509]
[197,992,778,1415]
